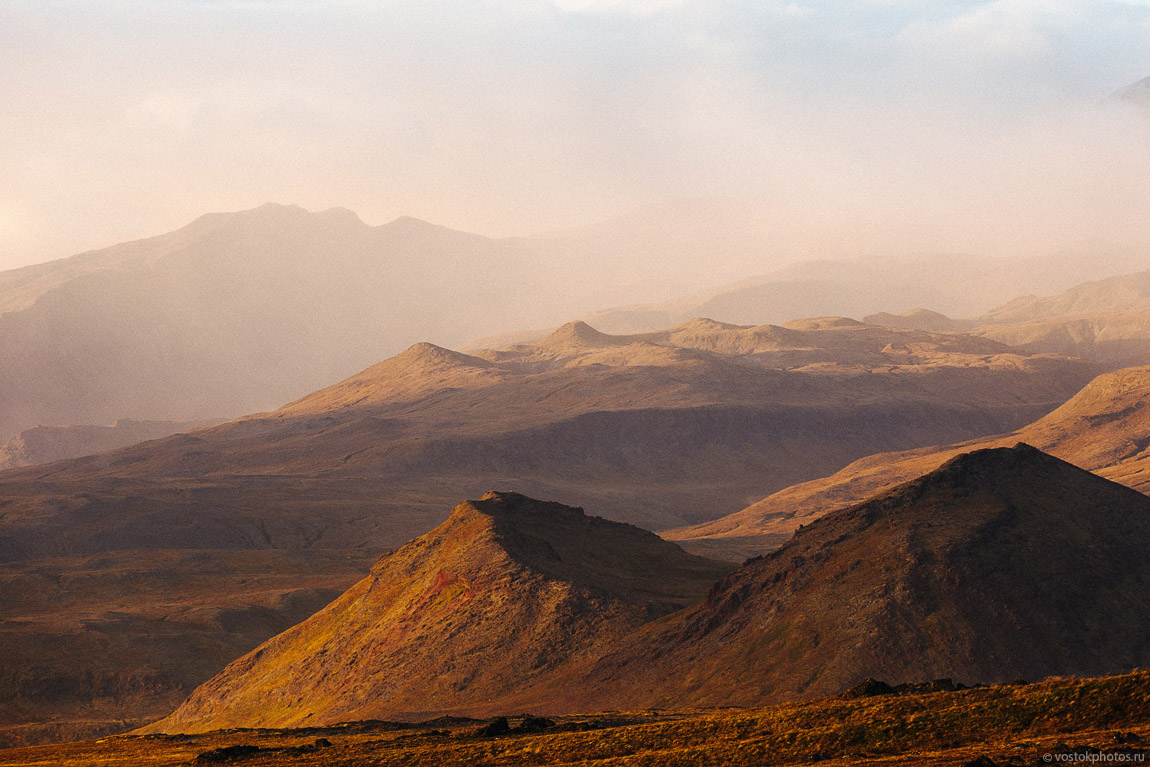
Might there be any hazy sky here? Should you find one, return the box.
[3,0,1150,270]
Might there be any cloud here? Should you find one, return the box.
[2,0,1150,269]
[548,0,687,15]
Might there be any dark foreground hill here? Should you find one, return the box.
[146,492,730,732]
[590,445,1150,709]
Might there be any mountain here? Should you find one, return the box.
[551,247,1150,340]
[968,270,1150,367]
[5,201,1141,445]
[861,308,973,333]
[982,270,1150,323]
[0,317,1095,743]
[0,202,779,443]
[145,492,730,732]
[668,365,1150,557]
[587,445,1150,709]
[1115,75,1150,109]
[149,447,1150,729]
[0,419,219,470]
[1,317,1094,556]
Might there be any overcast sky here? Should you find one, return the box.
[2,0,1150,270]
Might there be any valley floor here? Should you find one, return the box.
[3,671,1147,766]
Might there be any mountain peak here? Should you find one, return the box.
[862,308,968,333]
[827,442,1104,538]
[474,489,586,515]
[315,206,366,225]
[781,316,865,331]
[538,320,619,349]
[586,443,1150,709]
[393,342,493,370]
[927,441,1051,482]
[147,493,729,731]
[676,317,744,333]
[1115,75,1150,106]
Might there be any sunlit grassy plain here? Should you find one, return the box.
[3,670,1147,766]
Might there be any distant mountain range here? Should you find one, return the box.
[0,201,777,443]
[466,246,1149,346]
[2,200,1145,446]
[148,444,1150,729]
[1,317,1091,556]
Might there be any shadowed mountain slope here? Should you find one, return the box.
[589,445,1150,710]
[668,365,1150,557]
[146,492,731,732]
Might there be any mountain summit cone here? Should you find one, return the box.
[147,492,730,732]
[585,444,1150,708]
